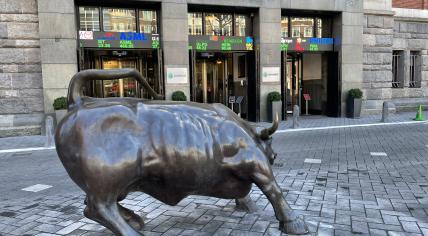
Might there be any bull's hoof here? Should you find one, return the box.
[279,218,309,235]
[127,216,144,230]
[122,212,144,230]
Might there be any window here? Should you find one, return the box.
[139,10,157,33]
[103,8,136,32]
[392,51,404,88]
[281,17,289,37]
[291,17,314,38]
[410,51,421,88]
[188,13,203,35]
[235,15,250,36]
[205,13,232,36]
[79,7,100,31]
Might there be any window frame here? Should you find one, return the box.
[409,51,422,88]
[77,6,159,34]
[78,6,101,31]
[392,50,404,88]
[281,15,330,38]
[188,11,252,36]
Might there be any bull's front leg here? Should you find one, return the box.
[252,170,308,235]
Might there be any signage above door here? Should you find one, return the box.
[79,31,160,49]
[281,37,334,52]
[189,35,253,51]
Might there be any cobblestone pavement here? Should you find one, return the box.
[0,123,428,235]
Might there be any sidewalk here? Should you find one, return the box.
[0,111,425,151]
[259,111,424,130]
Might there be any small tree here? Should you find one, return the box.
[171,91,187,101]
[348,88,363,99]
[267,91,281,102]
[53,97,67,110]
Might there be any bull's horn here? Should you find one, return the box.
[260,113,279,140]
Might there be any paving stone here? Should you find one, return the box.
[402,221,421,233]
[1,121,428,236]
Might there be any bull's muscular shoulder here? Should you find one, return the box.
[136,102,256,160]
[72,103,141,134]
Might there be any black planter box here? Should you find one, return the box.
[267,101,282,122]
[346,98,362,118]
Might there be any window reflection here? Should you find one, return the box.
[188,13,203,35]
[291,17,314,38]
[281,16,288,37]
[235,15,248,36]
[139,10,157,33]
[316,18,322,38]
[103,8,136,32]
[79,7,100,31]
[205,13,232,36]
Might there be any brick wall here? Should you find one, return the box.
[0,0,44,135]
[393,0,428,9]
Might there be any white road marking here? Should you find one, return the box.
[370,152,387,157]
[0,146,55,154]
[275,120,427,134]
[304,158,322,164]
[22,184,52,192]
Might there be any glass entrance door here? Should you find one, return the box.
[101,58,138,97]
[194,59,227,104]
[284,54,303,114]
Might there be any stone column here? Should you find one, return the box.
[361,0,393,115]
[403,50,411,87]
[255,1,281,121]
[38,0,77,114]
[0,0,44,133]
[161,1,190,100]
[339,2,364,116]
[422,50,428,97]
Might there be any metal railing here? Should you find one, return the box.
[392,52,402,88]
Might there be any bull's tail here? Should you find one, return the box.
[67,69,163,111]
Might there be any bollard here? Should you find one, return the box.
[293,105,300,129]
[381,101,395,123]
[45,116,55,147]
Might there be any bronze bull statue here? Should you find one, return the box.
[55,69,308,235]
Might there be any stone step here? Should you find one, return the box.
[0,126,41,138]
[392,98,428,112]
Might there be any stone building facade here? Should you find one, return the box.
[0,1,44,136]
[0,0,426,136]
[363,0,428,113]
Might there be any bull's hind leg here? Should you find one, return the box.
[251,168,308,235]
[235,195,258,213]
[84,195,142,236]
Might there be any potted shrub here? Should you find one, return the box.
[346,88,363,118]
[267,91,282,122]
[171,91,187,101]
[53,97,67,124]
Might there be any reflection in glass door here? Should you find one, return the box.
[285,54,302,114]
[194,59,226,104]
[102,58,138,97]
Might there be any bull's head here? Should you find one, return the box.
[258,113,279,165]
